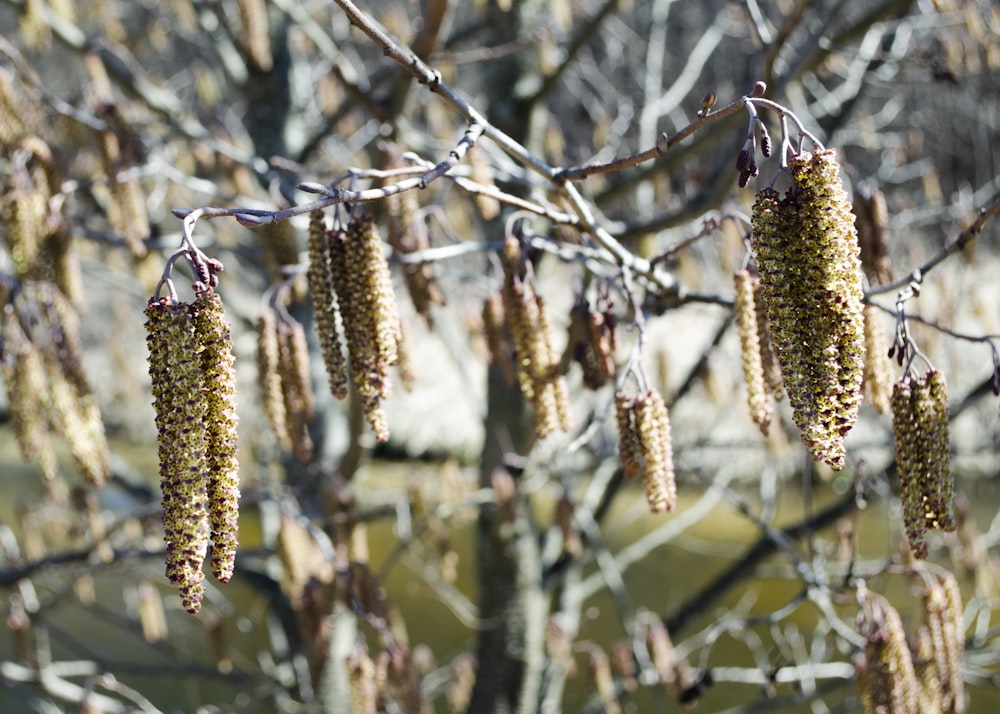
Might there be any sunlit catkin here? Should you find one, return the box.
[751,150,865,469]
[892,370,955,559]
[327,213,401,443]
[734,270,772,436]
[145,298,209,614]
[306,211,348,400]
[191,292,240,583]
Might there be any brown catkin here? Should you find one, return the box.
[892,378,927,558]
[327,213,401,443]
[276,318,315,461]
[145,299,209,614]
[191,292,240,583]
[751,150,865,469]
[734,270,772,436]
[385,187,444,328]
[615,392,641,481]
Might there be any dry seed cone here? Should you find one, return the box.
[145,299,209,613]
[751,150,865,469]
[191,292,240,583]
[734,270,772,436]
[307,212,348,400]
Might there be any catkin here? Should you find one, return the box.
[145,299,209,614]
[891,369,955,558]
[616,389,676,513]
[191,292,240,583]
[326,213,401,443]
[307,211,349,400]
[751,150,865,469]
[734,270,772,436]
[862,305,893,414]
[256,307,290,448]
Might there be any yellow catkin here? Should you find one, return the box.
[0,69,27,145]
[862,305,893,414]
[914,626,944,713]
[939,572,965,713]
[347,651,378,714]
[145,299,209,614]
[892,370,955,558]
[860,600,918,714]
[734,270,772,436]
[569,299,616,390]
[256,307,290,448]
[634,389,677,513]
[191,292,240,583]
[327,214,401,443]
[307,213,349,400]
[276,318,315,461]
[751,150,865,469]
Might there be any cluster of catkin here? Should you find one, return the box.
[891,369,955,559]
[615,389,676,513]
[306,210,402,443]
[857,575,964,714]
[256,304,316,461]
[0,283,110,488]
[481,235,571,439]
[750,150,866,469]
[145,291,240,614]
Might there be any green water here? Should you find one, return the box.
[2,442,999,712]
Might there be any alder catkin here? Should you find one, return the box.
[145,298,209,614]
[751,150,865,469]
[307,211,349,400]
[892,370,955,558]
[191,292,240,583]
[862,305,893,414]
[734,270,772,436]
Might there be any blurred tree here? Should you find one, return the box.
[1,0,1000,712]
